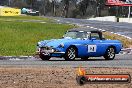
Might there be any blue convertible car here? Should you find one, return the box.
[36,29,122,60]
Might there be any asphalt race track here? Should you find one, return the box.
[0,54,131,67]
[55,17,132,39]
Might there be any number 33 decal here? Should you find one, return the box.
[88,45,97,52]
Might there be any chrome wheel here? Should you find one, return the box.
[64,46,77,60]
[68,47,76,60]
[104,47,115,60]
[108,48,115,58]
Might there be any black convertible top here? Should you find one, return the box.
[68,28,104,40]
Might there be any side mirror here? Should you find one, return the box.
[91,38,96,41]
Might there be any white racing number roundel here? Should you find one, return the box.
[88,45,97,52]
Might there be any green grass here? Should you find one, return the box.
[0,16,74,56]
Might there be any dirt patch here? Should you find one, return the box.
[0,66,131,88]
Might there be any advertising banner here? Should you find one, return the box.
[106,0,132,6]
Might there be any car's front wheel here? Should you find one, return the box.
[104,47,115,60]
[64,46,77,61]
[39,54,51,60]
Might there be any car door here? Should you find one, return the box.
[87,32,106,56]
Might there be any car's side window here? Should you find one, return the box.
[90,33,100,40]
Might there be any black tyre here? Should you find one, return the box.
[39,54,51,60]
[64,46,77,61]
[104,47,115,60]
[76,76,87,86]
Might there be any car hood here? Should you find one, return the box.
[37,38,81,48]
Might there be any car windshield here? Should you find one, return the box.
[64,31,88,39]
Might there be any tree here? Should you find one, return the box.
[10,0,28,8]
[38,0,52,16]
[61,0,70,17]
[26,0,32,8]
[78,0,90,16]
[51,0,59,16]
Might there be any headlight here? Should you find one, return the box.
[59,43,64,48]
[37,42,41,46]
[51,49,55,52]
[38,42,41,45]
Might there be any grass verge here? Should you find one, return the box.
[103,32,132,48]
[0,16,51,22]
[0,16,74,56]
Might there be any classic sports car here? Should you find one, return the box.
[36,29,122,61]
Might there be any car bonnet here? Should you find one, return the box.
[38,38,82,48]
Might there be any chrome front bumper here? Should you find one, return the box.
[36,48,65,56]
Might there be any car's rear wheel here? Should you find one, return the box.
[64,46,77,61]
[104,47,115,60]
[39,54,51,60]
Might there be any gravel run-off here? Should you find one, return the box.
[0,66,132,88]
